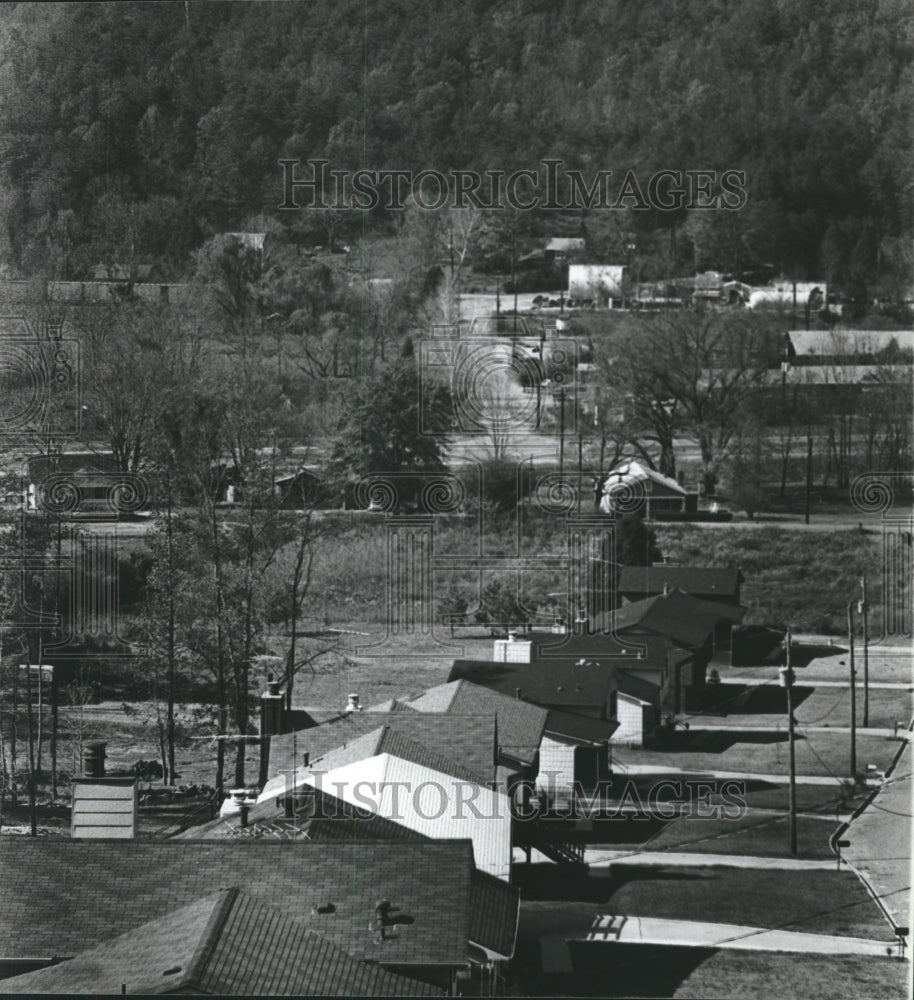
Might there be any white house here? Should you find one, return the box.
[600,459,689,517]
[568,264,627,306]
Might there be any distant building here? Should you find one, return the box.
[617,566,744,607]
[544,237,585,262]
[567,264,627,307]
[747,281,826,311]
[599,460,692,518]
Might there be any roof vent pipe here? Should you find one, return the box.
[83,740,106,778]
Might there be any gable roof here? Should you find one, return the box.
[528,632,675,665]
[470,870,520,959]
[616,670,661,705]
[602,460,687,498]
[267,712,496,786]
[543,709,620,744]
[404,681,549,766]
[0,889,441,996]
[545,237,585,252]
[448,659,615,711]
[296,753,513,881]
[0,891,225,996]
[598,590,725,649]
[618,565,743,598]
[0,840,505,968]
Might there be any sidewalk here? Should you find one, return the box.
[619,762,860,786]
[583,849,838,871]
[728,678,912,690]
[584,914,900,957]
[843,739,913,932]
[696,722,903,736]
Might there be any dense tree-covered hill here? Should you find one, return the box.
[0,0,910,292]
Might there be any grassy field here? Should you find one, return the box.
[687,687,913,732]
[615,731,903,779]
[590,810,841,860]
[673,950,909,1000]
[305,513,887,636]
[518,866,894,940]
[655,523,885,635]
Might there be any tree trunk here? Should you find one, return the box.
[50,666,58,802]
[165,496,176,785]
[26,661,36,836]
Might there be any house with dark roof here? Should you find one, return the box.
[264,711,498,789]
[618,565,744,607]
[0,889,442,996]
[0,840,519,995]
[447,658,620,801]
[490,631,688,745]
[395,679,549,777]
[595,589,747,707]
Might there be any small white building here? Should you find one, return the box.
[568,264,627,307]
[600,460,689,517]
[747,282,826,310]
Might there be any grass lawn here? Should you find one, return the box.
[686,685,912,731]
[673,950,909,1000]
[616,731,902,778]
[590,810,839,860]
[517,867,891,940]
[602,866,893,940]
[796,685,913,730]
[512,876,903,998]
[727,650,914,685]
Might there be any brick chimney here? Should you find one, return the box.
[258,679,284,789]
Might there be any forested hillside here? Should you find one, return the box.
[0,0,910,292]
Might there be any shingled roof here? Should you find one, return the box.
[448,659,615,711]
[0,889,442,996]
[404,680,549,766]
[267,712,496,786]
[0,840,517,967]
[618,566,743,600]
[597,590,729,649]
[528,632,675,665]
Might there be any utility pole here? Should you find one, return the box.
[558,387,566,480]
[860,576,869,728]
[511,246,518,334]
[847,604,857,776]
[783,626,798,856]
[577,430,584,514]
[804,433,813,525]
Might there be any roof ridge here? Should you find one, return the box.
[181,886,239,988]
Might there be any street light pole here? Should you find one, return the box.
[860,576,869,729]
[783,626,798,856]
[558,388,566,480]
[804,433,813,525]
[847,604,857,776]
[577,429,584,514]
